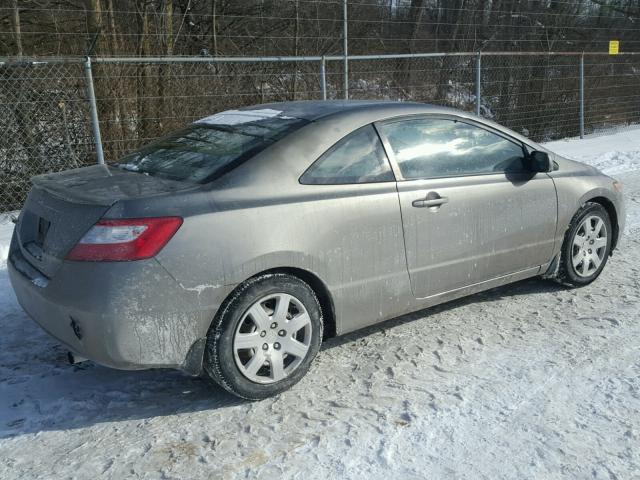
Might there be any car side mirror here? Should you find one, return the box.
[528,151,550,173]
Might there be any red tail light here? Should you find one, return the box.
[66,217,183,262]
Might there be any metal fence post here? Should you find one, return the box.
[579,53,585,139]
[321,56,327,100]
[475,52,481,116]
[343,0,348,100]
[84,56,104,164]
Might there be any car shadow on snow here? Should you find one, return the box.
[320,276,568,351]
[0,362,245,439]
[0,277,566,439]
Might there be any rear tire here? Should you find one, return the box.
[203,273,323,400]
[555,202,612,287]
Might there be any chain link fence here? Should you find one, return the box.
[91,59,336,163]
[0,60,95,217]
[1,52,639,219]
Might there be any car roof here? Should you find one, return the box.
[237,100,541,150]
[205,100,546,192]
[237,100,445,122]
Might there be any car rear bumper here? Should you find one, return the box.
[8,235,232,372]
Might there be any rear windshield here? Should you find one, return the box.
[113,115,308,183]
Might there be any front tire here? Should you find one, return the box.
[555,202,612,287]
[203,273,323,400]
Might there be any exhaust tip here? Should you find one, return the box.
[67,351,88,365]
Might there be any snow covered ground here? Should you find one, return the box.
[1,128,640,479]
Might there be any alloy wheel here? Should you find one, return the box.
[233,293,312,384]
[571,215,608,277]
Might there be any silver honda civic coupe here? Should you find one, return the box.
[8,101,624,399]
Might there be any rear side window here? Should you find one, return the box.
[378,118,527,180]
[300,125,395,185]
[114,115,308,183]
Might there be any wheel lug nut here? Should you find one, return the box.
[278,329,286,337]
[273,342,281,350]
[588,249,592,254]
[260,330,266,337]
[262,343,269,350]
[270,322,278,329]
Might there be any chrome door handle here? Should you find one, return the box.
[412,196,449,208]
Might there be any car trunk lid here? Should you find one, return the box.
[16,164,188,277]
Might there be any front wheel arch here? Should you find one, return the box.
[554,201,612,287]
[586,196,619,252]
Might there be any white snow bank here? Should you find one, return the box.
[195,108,288,125]
[0,223,13,268]
[578,150,640,176]
[544,125,640,176]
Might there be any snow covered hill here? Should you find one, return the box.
[1,127,639,479]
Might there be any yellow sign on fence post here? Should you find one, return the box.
[609,40,620,55]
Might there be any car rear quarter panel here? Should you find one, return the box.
[155,181,414,336]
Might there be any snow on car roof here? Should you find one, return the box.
[195,100,432,124]
[195,108,294,126]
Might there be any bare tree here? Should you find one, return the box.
[10,0,23,57]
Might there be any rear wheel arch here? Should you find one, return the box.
[189,266,336,376]
[214,267,336,342]
[257,267,336,340]
[202,272,323,399]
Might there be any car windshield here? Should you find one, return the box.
[113,114,308,183]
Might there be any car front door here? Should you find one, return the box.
[376,115,558,299]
